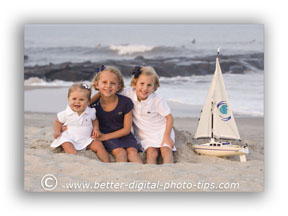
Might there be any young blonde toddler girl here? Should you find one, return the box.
[51,83,110,162]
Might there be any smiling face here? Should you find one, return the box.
[68,89,89,115]
[95,70,121,98]
[134,74,155,101]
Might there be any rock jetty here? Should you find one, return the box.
[24,53,264,82]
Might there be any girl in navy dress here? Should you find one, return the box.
[90,65,143,164]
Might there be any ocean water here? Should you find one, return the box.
[24,24,264,117]
[24,24,264,66]
[24,72,263,117]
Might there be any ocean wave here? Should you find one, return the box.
[157,99,264,117]
[233,110,264,117]
[24,44,197,60]
[159,75,212,84]
[24,78,263,117]
[166,98,195,106]
[25,44,179,57]
[109,44,155,55]
[24,77,81,87]
[24,76,209,87]
[166,99,263,117]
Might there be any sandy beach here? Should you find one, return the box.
[24,112,264,192]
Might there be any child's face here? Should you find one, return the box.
[134,74,155,101]
[68,90,89,115]
[96,71,120,97]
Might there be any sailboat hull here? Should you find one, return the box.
[193,143,249,157]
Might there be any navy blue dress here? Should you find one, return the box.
[90,94,142,152]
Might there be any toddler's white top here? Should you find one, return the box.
[51,105,96,150]
[121,88,176,151]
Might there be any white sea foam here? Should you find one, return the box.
[24,77,90,87]
[24,75,263,117]
[109,44,155,55]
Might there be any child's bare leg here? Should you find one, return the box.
[146,147,159,164]
[160,146,174,164]
[111,148,128,162]
[126,147,143,164]
[62,142,77,155]
[87,140,110,163]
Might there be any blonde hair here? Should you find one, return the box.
[68,83,92,100]
[130,66,160,91]
[92,65,124,93]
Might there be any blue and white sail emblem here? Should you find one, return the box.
[217,101,231,121]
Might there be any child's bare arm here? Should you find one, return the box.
[92,119,102,138]
[97,111,132,141]
[89,92,101,105]
[161,114,175,148]
[54,118,63,139]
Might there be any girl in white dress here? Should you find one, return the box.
[122,66,176,164]
[51,83,109,162]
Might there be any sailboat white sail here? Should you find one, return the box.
[194,53,240,140]
[193,50,248,162]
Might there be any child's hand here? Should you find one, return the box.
[54,131,61,139]
[96,133,109,141]
[92,128,102,139]
[61,125,67,132]
[161,135,174,149]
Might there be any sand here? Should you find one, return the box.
[24,112,264,192]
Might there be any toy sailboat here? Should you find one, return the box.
[192,49,249,162]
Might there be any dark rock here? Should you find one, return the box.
[229,65,245,74]
[134,56,145,61]
[24,52,264,81]
[246,59,264,70]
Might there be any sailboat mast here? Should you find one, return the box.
[211,101,214,139]
[217,48,220,58]
[211,48,219,140]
